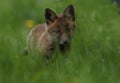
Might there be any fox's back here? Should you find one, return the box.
[28,24,46,49]
[32,24,45,39]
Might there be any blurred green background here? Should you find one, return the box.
[0,0,120,83]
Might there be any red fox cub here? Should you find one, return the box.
[24,5,75,59]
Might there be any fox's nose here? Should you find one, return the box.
[63,40,68,44]
[60,40,69,45]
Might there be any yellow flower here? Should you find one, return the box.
[25,20,34,28]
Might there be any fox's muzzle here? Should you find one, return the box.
[60,39,70,45]
[60,33,71,44]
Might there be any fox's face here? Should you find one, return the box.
[45,5,75,45]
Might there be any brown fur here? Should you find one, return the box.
[24,5,75,59]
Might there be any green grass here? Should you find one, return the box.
[0,0,120,83]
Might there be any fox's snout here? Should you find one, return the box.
[60,34,70,45]
[60,39,69,45]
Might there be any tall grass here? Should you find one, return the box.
[0,0,120,83]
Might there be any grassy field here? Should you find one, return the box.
[0,0,120,83]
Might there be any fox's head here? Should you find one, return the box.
[45,5,75,45]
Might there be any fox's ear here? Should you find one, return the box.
[45,8,57,25]
[63,5,75,21]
